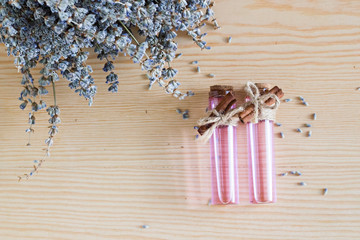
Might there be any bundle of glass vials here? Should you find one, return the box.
[197,84,284,205]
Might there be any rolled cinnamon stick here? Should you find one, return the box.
[239,86,284,124]
[198,91,236,135]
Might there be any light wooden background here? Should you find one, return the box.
[1,0,360,239]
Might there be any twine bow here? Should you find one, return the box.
[197,107,244,143]
[244,82,280,124]
[197,82,281,143]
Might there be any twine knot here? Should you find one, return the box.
[197,107,244,143]
[244,82,280,124]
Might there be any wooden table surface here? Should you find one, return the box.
[1,1,360,239]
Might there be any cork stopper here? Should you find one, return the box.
[255,83,272,93]
[209,85,234,97]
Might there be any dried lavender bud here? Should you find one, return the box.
[31,102,39,112]
[103,61,115,72]
[28,113,35,125]
[187,91,195,97]
[175,53,182,59]
[307,131,312,137]
[323,188,328,195]
[38,100,47,110]
[182,110,189,119]
[45,137,53,147]
[38,87,48,95]
[162,67,178,80]
[106,72,119,93]
[19,100,28,110]
[280,132,285,138]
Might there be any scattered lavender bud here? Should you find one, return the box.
[275,123,282,126]
[299,182,307,186]
[186,91,195,97]
[305,123,312,127]
[284,98,292,102]
[303,101,309,106]
[141,225,150,229]
[323,188,328,196]
[194,126,199,130]
[175,53,182,59]
[205,107,209,112]
[197,66,201,73]
[280,172,288,176]
[103,61,115,72]
[213,19,221,29]
[313,113,317,120]
[296,128,303,133]
[299,96,305,101]
[290,171,296,175]
[294,171,302,176]
[208,73,215,78]
[191,61,199,65]
[195,134,199,139]
[177,110,189,119]
[307,131,312,137]
[280,132,285,138]
[208,199,212,206]
[227,36,232,43]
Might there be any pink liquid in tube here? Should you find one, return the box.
[208,86,239,205]
[247,120,276,204]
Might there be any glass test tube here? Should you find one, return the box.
[247,119,276,204]
[209,86,239,205]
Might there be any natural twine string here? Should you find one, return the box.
[245,82,280,123]
[197,82,281,143]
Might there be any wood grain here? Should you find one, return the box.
[1,0,360,239]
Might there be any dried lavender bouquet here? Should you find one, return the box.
[0,0,218,180]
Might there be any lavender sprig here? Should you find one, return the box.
[1,0,217,179]
[18,81,60,181]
